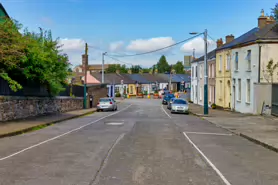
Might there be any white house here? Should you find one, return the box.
[230,10,278,114]
[190,61,199,104]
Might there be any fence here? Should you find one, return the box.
[272,84,278,116]
[0,77,84,97]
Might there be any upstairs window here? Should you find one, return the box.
[246,50,251,71]
[235,52,239,71]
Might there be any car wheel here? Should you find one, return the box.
[97,109,100,112]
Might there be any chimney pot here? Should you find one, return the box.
[225,35,234,44]
[216,38,223,48]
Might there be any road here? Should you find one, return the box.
[1,99,278,185]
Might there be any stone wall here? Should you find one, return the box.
[0,96,83,122]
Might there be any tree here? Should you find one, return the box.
[106,64,128,73]
[0,18,70,95]
[263,59,278,83]
[173,61,185,74]
[130,65,142,73]
[157,55,170,73]
[142,68,150,73]
[272,3,278,21]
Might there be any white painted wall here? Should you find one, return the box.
[231,44,259,114]
[191,62,199,104]
[260,44,278,83]
[159,83,168,90]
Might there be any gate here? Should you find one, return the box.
[272,84,278,116]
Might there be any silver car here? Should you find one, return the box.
[167,98,176,109]
[171,98,189,114]
[97,98,117,112]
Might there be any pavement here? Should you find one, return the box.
[1,99,278,184]
[189,103,278,152]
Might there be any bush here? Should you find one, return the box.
[115,92,121,97]
[211,103,216,109]
[143,91,148,95]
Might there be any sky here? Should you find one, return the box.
[1,0,277,68]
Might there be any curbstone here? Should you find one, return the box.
[0,109,96,139]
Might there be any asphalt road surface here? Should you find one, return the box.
[1,99,278,185]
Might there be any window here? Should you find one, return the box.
[238,79,241,101]
[200,65,203,78]
[209,86,212,102]
[195,85,197,100]
[115,86,120,93]
[235,52,239,70]
[219,55,222,71]
[191,67,194,78]
[246,50,251,71]
[220,80,222,99]
[226,54,230,71]
[212,64,215,78]
[195,66,198,78]
[200,86,202,101]
[208,64,211,78]
[246,79,251,103]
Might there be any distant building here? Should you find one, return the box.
[184,55,192,71]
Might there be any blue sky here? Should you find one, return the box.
[1,0,277,67]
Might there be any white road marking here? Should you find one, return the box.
[0,104,132,161]
[185,132,232,136]
[161,105,171,118]
[90,133,125,185]
[183,132,232,185]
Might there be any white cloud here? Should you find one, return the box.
[59,38,85,51]
[126,37,175,52]
[180,37,216,56]
[109,41,124,52]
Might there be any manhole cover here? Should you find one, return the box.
[105,122,124,126]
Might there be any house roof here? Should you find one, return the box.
[216,23,278,51]
[140,73,168,83]
[192,49,216,63]
[0,3,9,19]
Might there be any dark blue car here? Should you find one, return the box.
[162,94,175,105]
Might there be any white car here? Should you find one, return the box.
[97,98,117,112]
[171,99,189,114]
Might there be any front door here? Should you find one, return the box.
[233,86,236,111]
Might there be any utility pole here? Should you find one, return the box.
[102,52,107,83]
[204,29,209,115]
[169,65,172,91]
[83,43,88,109]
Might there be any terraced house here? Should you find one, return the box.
[229,10,278,114]
[215,35,234,109]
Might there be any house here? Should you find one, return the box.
[228,10,278,114]
[0,3,9,23]
[191,49,216,106]
[215,34,235,109]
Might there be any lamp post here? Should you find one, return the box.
[102,52,107,83]
[190,29,208,115]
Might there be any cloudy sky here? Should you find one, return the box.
[2,0,277,68]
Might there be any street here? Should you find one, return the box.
[1,99,278,185]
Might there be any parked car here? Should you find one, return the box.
[97,98,117,112]
[167,98,176,109]
[162,94,175,105]
[171,98,189,114]
[162,89,170,95]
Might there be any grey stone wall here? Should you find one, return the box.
[0,96,83,122]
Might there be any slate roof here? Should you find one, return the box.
[216,23,278,51]
[140,73,168,83]
[192,49,216,63]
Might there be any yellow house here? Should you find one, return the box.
[215,35,234,108]
[128,84,137,96]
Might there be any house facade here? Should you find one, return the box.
[215,35,234,109]
[230,10,278,114]
[190,61,199,104]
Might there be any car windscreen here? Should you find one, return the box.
[168,94,174,98]
[99,98,110,102]
[173,99,187,104]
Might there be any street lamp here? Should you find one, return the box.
[102,52,107,83]
[190,29,208,115]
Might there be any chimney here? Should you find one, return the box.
[266,16,276,25]
[225,35,234,44]
[216,38,223,48]
[258,9,268,29]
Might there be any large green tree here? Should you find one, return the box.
[157,55,170,73]
[173,61,185,74]
[130,65,142,73]
[0,18,70,95]
[272,3,278,21]
[106,64,128,73]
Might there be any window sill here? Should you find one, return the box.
[218,71,222,72]
[246,69,251,72]
[226,70,230,72]
[237,100,241,102]
[234,70,239,72]
[246,101,251,105]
